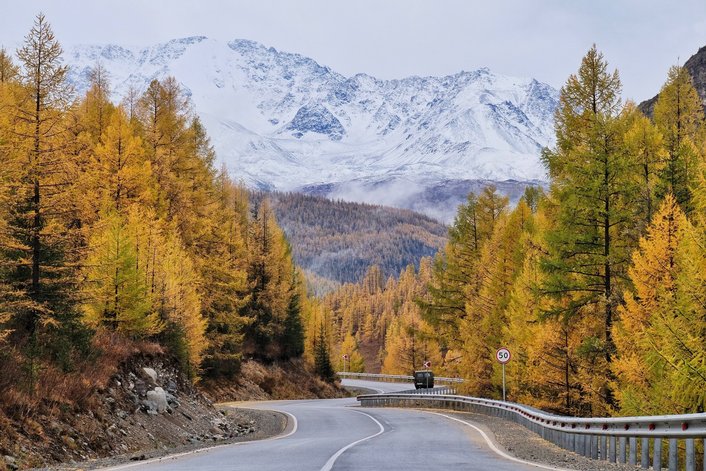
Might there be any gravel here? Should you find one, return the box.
[35,408,287,471]
[442,410,640,471]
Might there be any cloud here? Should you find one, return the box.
[2,0,705,101]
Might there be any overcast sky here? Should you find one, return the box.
[2,1,705,100]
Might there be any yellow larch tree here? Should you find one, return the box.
[81,211,160,338]
[613,194,706,415]
[93,107,152,212]
[653,66,703,214]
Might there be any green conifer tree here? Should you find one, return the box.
[541,45,637,412]
[314,323,335,382]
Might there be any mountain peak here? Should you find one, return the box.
[66,37,558,221]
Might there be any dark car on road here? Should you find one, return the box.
[414,370,434,389]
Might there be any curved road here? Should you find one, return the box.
[102,380,556,471]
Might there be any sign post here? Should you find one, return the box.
[342,354,349,373]
[495,347,511,401]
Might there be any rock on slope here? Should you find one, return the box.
[0,354,259,470]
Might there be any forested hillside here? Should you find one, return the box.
[321,262,441,373]
[0,15,336,459]
[254,191,447,284]
[326,46,706,418]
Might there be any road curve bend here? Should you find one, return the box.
[99,379,563,471]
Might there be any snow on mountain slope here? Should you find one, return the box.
[66,37,558,219]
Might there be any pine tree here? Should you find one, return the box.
[653,66,703,214]
[461,199,532,397]
[93,107,151,212]
[200,175,250,378]
[421,187,507,348]
[82,211,159,337]
[242,199,296,359]
[540,45,636,411]
[0,47,19,83]
[81,62,114,143]
[154,223,207,378]
[2,14,89,380]
[612,195,706,414]
[624,107,666,229]
[314,323,335,382]
[281,274,305,359]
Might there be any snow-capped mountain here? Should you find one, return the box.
[66,36,558,222]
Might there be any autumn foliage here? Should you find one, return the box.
[0,13,310,412]
[324,46,706,418]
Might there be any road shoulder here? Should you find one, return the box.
[433,410,638,471]
[36,407,287,471]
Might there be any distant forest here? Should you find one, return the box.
[252,192,448,285]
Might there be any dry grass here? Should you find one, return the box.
[0,331,162,421]
[203,358,348,402]
[0,331,165,468]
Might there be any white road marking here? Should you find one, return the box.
[319,410,385,471]
[428,411,574,471]
[99,408,298,470]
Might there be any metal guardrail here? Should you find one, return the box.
[357,392,706,471]
[336,372,465,384]
[393,386,457,395]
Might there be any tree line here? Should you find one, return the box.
[255,191,447,285]
[326,46,706,417]
[0,14,331,406]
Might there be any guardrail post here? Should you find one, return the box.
[584,434,591,457]
[610,436,617,463]
[592,435,599,459]
[685,438,695,471]
[619,436,627,463]
[629,437,637,465]
[653,438,662,471]
[668,438,677,471]
[641,437,650,469]
[601,435,608,460]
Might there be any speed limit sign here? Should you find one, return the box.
[496,347,511,364]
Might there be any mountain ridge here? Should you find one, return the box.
[638,45,706,117]
[66,36,558,221]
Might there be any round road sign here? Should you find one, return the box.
[423,361,431,368]
[496,347,511,364]
[342,354,349,360]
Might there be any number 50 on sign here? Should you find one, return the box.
[496,347,511,364]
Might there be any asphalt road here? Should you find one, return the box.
[102,380,556,471]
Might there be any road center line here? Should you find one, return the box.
[319,410,385,471]
[427,411,573,471]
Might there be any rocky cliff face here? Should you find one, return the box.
[639,45,706,117]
